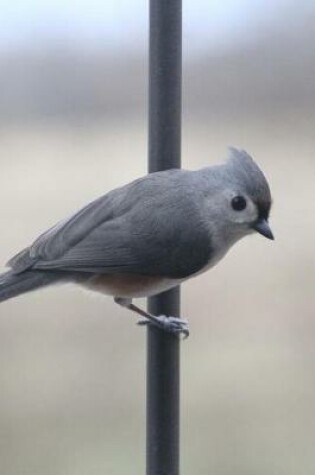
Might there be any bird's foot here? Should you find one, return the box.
[138,315,189,339]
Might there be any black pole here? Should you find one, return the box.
[147,1,182,475]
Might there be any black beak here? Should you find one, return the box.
[253,219,274,240]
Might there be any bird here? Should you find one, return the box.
[0,148,273,337]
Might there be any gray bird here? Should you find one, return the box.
[0,148,273,337]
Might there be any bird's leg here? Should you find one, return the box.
[114,297,189,338]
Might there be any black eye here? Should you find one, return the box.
[231,195,247,211]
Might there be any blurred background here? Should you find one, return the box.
[0,0,314,474]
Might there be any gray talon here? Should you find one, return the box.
[137,315,189,338]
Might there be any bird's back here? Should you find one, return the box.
[8,169,213,280]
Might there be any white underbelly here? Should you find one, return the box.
[79,273,184,299]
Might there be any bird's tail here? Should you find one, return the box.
[0,270,61,303]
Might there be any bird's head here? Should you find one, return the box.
[225,147,273,239]
[204,148,274,249]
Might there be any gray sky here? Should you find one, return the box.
[1,0,314,54]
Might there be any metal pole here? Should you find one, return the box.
[147,1,182,474]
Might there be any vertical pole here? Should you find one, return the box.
[147,1,182,475]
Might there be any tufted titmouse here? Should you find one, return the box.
[0,148,273,337]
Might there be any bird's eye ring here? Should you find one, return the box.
[231,195,247,211]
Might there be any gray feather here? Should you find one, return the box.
[0,270,62,303]
[9,170,213,279]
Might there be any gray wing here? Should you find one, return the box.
[8,170,212,279]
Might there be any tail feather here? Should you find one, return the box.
[0,270,62,303]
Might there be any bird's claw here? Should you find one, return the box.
[137,315,189,339]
